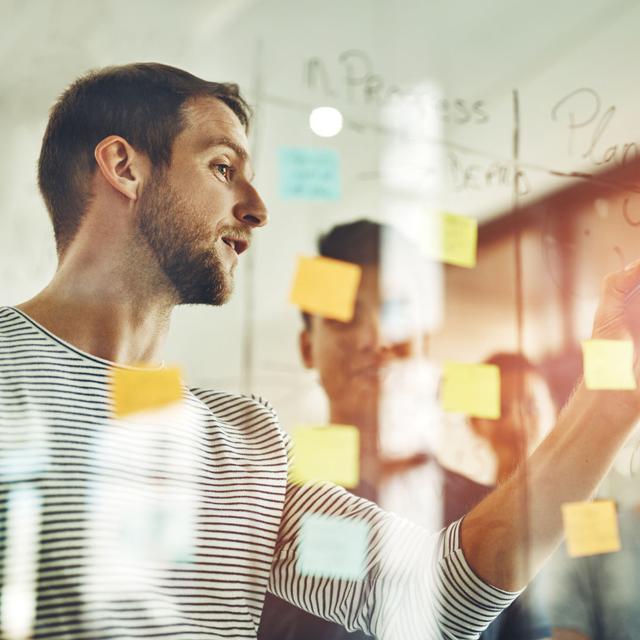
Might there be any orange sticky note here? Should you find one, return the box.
[581,339,636,390]
[298,513,369,579]
[290,425,360,488]
[562,500,621,558]
[424,212,477,268]
[289,256,362,322]
[441,362,500,419]
[111,367,183,418]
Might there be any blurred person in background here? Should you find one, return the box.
[260,221,554,639]
[260,218,447,639]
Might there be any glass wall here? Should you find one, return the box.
[2,2,640,639]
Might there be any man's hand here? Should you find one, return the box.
[593,259,640,340]
[589,259,640,416]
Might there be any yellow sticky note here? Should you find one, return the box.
[290,425,359,488]
[562,500,621,558]
[441,362,500,419]
[111,367,183,418]
[581,339,636,390]
[289,256,362,322]
[424,212,477,268]
[298,513,369,579]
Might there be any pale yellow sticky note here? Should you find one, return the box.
[424,212,478,268]
[562,500,621,558]
[441,362,500,419]
[581,339,636,390]
[111,367,183,418]
[290,425,360,488]
[289,256,362,322]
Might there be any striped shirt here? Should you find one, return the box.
[0,306,519,639]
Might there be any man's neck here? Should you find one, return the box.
[16,293,172,367]
[16,226,180,366]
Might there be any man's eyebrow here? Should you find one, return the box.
[201,136,249,162]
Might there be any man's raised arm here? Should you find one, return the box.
[461,261,640,591]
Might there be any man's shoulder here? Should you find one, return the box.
[0,306,24,336]
[188,388,289,454]
[189,387,281,429]
[0,306,43,364]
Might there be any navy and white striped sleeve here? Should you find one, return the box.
[268,481,522,639]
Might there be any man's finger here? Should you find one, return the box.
[600,260,640,307]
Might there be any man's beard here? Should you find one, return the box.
[137,172,233,306]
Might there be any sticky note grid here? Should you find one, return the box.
[562,500,621,558]
[290,425,360,488]
[289,256,362,322]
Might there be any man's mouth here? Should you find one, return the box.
[351,363,387,381]
[221,236,250,256]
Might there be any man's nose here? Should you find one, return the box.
[358,312,392,353]
[234,183,269,227]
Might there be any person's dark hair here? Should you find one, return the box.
[302,219,418,329]
[38,62,252,255]
[317,219,385,266]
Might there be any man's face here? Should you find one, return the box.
[137,97,267,305]
[301,265,429,418]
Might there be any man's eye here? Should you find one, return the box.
[214,164,232,179]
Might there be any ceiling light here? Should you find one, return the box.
[309,106,343,138]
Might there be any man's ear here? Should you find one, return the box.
[299,327,315,369]
[94,135,148,202]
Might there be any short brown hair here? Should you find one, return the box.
[38,62,251,254]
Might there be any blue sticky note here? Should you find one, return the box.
[279,147,341,201]
[297,513,368,580]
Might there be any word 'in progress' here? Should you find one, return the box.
[562,500,621,558]
[422,211,478,268]
[290,425,360,488]
[441,362,501,419]
[581,340,636,390]
[304,49,489,125]
[278,147,341,201]
[290,256,362,322]
[111,367,183,418]
[298,513,369,580]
